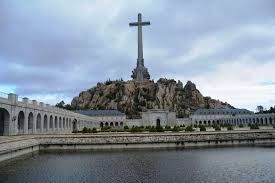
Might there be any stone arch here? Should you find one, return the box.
[54,116,58,129]
[199,121,202,125]
[115,122,118,127]
[110,122,114,127]
[208,120,211,125]
[28,112,34,133]
[100,122,103,128]
[43,114,48,131]
[69,119,71,129]
[260,118,264,125]
[18,111,25,134]
[120,122,123,126]
[0,108,10,136]
[105,122,109,126]
[269,117,273,124]
[36,113,42,132]
[156,118,161,126]
[66,118,68,129]
[59,117,62,129]
[49,115,53,129]
[203,120,207,125]
[72,119,77,131]
[256,118,259,124]
[63,117,65,129]
[265,118,268,125]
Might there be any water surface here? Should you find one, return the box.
[0,147,275,183]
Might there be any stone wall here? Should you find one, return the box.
[38,131,275,146]
[176,118,192,126]
[1,130,275,162]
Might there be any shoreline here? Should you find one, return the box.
[1,130,275,163]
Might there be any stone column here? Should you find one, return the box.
[24,110,28,135]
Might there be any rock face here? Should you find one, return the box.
[71,78,233,118]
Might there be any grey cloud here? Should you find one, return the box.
[0,0,274,104]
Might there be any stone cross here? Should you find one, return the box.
[129,13,150,67]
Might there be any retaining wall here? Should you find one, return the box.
[1,130,275,163]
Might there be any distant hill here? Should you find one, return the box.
[71,78,233,118]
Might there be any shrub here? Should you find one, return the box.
[227,126,233,131]
[130,126,142,133]
[165,125,171,130]
[82,127,88,133]
[180,125,185,128]
[185,125,194,132]
[149,126,157,132]
[250,124,259,129]
[194,124,198,128]
[199,125,206,131]
[213,125,221,131]
[156,125,164,132]
[92,128,97,133]
[273,125,275,129]
[239,124,244,128]
[172,126,180,132]
[124,126,129,130]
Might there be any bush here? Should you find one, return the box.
[165,125,171,130]
[227,126,233,131]
[149,126,157,132]
[130,126,142,133]
[273,125,275,129]
[213,125,221,131]
[194,124,198,128]
[199,125,206,131]
[92,128,97,133]
[180,125,185,128]
[239,124,244,128]
[82,127,88,133]
[185,125,194,132]
[172,126,180,132]
[124,126,129,130]
[250,124,259,129]
[156,125,164,132]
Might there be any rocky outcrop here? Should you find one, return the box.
[71,78,233,118]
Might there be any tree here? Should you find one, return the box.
[256,106,264,113]
[55,101,73,110]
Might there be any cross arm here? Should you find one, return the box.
[129,22,138,26]
[129,21,151,27]
[141,21,150,26]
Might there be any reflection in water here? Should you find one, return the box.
[0,147,275,183]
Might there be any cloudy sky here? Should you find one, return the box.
[0,0,274,111]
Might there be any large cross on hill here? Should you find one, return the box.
[129,13,151,81]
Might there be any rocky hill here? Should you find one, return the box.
[71,78,233,118]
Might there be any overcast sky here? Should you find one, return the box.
[0,0,274,111]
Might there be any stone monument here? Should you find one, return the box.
[129,13,151,81]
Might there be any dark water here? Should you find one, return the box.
[0,147,275,183]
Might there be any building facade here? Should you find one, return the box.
[1,93,275,136]
[76,110,126,128]
[191,108,275,126]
